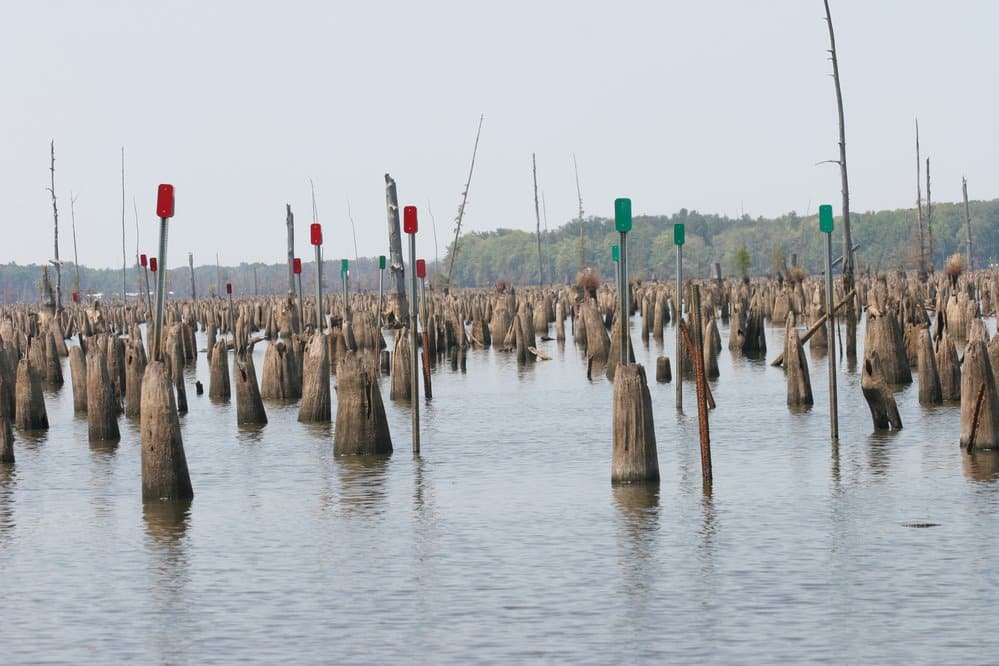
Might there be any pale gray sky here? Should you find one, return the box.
[2,1,996,269]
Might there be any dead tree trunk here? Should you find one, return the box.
[286,204,295,295]
[823,0,856,360]
[963,177,973,270]
[384,174,409,325]
[48,141,62,312]
[861,350,902,430]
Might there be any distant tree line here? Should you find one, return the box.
[2,197,997,304]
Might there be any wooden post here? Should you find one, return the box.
[680,318,712,487]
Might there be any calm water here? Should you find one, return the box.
[2,314,999,664]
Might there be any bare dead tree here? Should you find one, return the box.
[926,156,933,272]
[121,147,127,302]
[533,153,543,287]
[47,140,62,312]
[286,204,295,296]
[963,176,973,270]
[346,198,359,288]
[70,191,81,297]
[384,173,408,323]
[427,200,440,269]
[915,120,926,280]
[573,153,585,271]
[822,0,856,358]
[446,114,484,289]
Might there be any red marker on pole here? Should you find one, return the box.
[152,184,174,361]
[404,206,420,453]
[140,254,147,267]
[416,259,426,278]
[150,257,158,272]
[310,223,322,246]
[311,224,323,332]
[293,258,302,275]
[226,282,232,295]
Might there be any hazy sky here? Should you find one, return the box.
[2,1,996,269]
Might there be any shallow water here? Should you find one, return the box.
[2,314,998,664]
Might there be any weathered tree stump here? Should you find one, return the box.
[43,330,64,387]
[861,350,902,430]
[140,361,193,501]
[863,308,911,384]
[124,340,146,418]
[86,343,120,443]
[611,363,659,484]
[14,358,47,430]
[655,356,671,383]
[916,326,942,405]
[69,345,88,413]
[784,323,813,407]
[298,333,331,423]
[0,373,14,463]
[581,301,609,366]
[260,340,302,400]
[209,340,231,400]
[106,335,126,413]
[936,331,962,401]
[234,350,267,425]
[703,318,720,379]
[334,353,392,455]
[390,328,412,401]
[167,325,188,415]
[960,339,999,450]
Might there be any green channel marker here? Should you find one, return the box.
[819,204,834,233]
[615,198,632,233]
[612,245,619,262]
[341,259,349,274]
[378,255,386,269]
[674,223,685,246]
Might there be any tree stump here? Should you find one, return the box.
[86,343,120,443]
[124,340,146,418]
[0,373,14,463]
[936,331,962,401]
[960,340,999,450]
[863,308,911,384]
[298,333,331,423]
[43,330,64,387]
[260,340,302,400]
[861,350,902,430]
[167,325,188,415]
[785,323,813,407]
[209,340,231,400]
[655,356,671,383]
[234,350,267,425]
[390,328,412,401]
[916,326,942,405]
[334,353,392,456]
[69,345,88,413]
[140,361,193,501]
[611,363,659,484]
[14,358,47,430]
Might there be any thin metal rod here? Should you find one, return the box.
[296,273,304,332]
[675,245,683,410]
[618,232,628,365]
[409,232,420,454]
[152,217,168,362]
[377,268,384,330]
[314,246,323,333]
[825,232,839,440]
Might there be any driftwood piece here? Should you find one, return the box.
[770,290,855,367]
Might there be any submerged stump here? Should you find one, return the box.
[334,353,392,456]
[234,350,267,425]
[69,345,88,413]
[960,339,999,450]
[140,361,193,501]
[610,363,659,484]
[785,323,814,407]
[298,333,331,423]
[86,344,120,443]
[14,358,47,430]
[861,350,902,430]
[916,326,942,405]
[209,339,231,400]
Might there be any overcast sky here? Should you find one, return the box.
[1,1,996,269]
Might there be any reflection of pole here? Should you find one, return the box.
[618,232,628,365]
[420,275,432,399]
[675,244,683,410]
[314,245,323,332]
[152,217,169,362]
[825,230,838,440]
[409,232,420,454]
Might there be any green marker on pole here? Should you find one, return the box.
[675,222,684,409]
[378,255,386,270]
[674,223,685,246]
[819,204,834,233]
[611,245,619,262]
[615,198,632,233]
[614,198,631,365]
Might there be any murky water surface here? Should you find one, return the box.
[2,317,998,663]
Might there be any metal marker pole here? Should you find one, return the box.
[296,273,304,332]
[152,217,169,362]
[314,246,323,333]
[619,232,629,365]
[378,266,384,330]
[675,243,683,410]
[409,232,420,454]
[143,265,152,320]
[825,230,839,440]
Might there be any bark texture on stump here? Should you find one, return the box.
[785,323,814,407]
[69,345,88,413]
[209,340,231,400]
[655,356,671,383]
[610,363,659,484]
[390,328,412,401]
[14,358,47,430]
[916,326,942,405]
[334,353,392,456]
[140,361,193,501]
[260,340,302,400]
[86,344,120,442]
[0,373,13,463]
[124,341,146,418]
[861,350,903,430]
[936,331,962,401]
[298,333,331,423]
[234,351,267,425]
[961,340,999,450]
